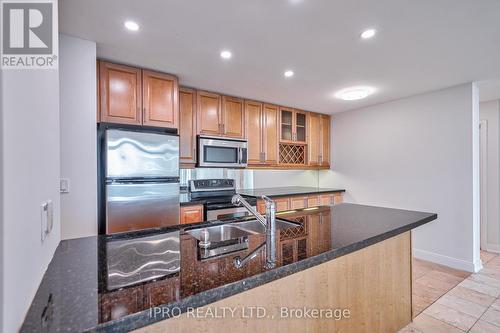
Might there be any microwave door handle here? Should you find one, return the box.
[238,148,243,164]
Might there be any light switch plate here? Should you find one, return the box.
[41,202,48,241]
[40,199,54,241]
[60,178,69,193]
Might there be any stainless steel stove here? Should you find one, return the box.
[188,179,257,221]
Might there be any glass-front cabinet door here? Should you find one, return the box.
[295,111,307,143]
[280,107,294,142]
[280,107,307,143]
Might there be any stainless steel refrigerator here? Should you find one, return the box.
[103,128,180,234]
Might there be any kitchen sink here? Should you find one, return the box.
[186,218,300,243]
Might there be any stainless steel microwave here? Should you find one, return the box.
[197,136,248,168]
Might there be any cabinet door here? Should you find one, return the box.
[245,100,264,165]
[180,205,204,224]
[290,196,307,209]
[263,104,279,165]
[307,195,320,207]
[222,96,245,138]
[197,91,221,136]
[179,87,197,166]
[320,114,330,167]
[295,110,307,143]
[274,197,290,212]
[320,194,334,206]
[142,70,178,128]
[308,113,321,166]
[280,107,294,142]
[99,61,142,125]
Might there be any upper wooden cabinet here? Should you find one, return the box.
[263,104,279,165]
[222,96,245,138]
[307,112,321,166]
[246,102,279,166]
[179,87,197,166]
[196,92,245,139]
[307,112,331,167]
[196,91,222,136]
[320,114,331,167]
[98,61,179,129]
[99,61,142,125]
[280,107,307,143]
[245,100,264,165]
[142,70,178,128]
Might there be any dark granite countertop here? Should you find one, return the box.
[21,204,436,333]
[236,186,345,198]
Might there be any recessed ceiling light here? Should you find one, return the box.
[360,28,376,39]
[334,86,375,101]
[124,20,140,31]
[284,70,294,78]
[220,50,232,59]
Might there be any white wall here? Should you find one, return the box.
[480,100,500,252]
[252,170,319,189]
[1,60,61,333]
[319,83,481,272]
[59,34,98,239]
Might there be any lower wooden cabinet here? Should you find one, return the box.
[257,192,343,213]
[180,205,204,224]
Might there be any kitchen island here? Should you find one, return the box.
[20,204,436,333]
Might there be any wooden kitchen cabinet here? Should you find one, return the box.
[290,196,308,209]
[98,61,179,129]
[246,100,264,165]
[196,91,222,136]
[320,114,331,167]
[196,92,245,138]
[257,192,343,213]
[180,205,204,224]
[308,112,330,167]
[142,70,178,128]
[222,96,245,138]
[280,108,307,143]
[263,104,279,165]
[99,61,142,125]
[307,113,321,166]
[246,102,279,166]
[179,87,197,166]
[307,195,320,207]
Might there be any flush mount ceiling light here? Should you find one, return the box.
[220,50,232,59]
[360,28,376,39]
[124,20,140,31]
[284,70,294,78]
[334,86,375,101]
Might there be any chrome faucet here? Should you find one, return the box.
[231,194,276,269]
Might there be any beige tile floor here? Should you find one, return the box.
[400,250,500,333]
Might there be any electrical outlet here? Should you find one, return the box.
[60,178,69,193]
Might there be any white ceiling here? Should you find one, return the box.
[59,0,500,114]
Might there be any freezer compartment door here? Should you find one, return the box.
[106,182,180,234]
[106,129,179,179]
[106,231,180,290]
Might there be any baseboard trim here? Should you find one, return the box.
[483,243,500,254]
[413,248,477,272]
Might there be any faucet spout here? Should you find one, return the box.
[231,194,277,269]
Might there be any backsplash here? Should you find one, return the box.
[180,168,320,189]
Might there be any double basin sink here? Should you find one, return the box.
[186,218,299,243]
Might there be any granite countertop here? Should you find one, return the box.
[21,204,436,333]
[236,186,345,198]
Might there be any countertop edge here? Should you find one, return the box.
[89,212,437,333]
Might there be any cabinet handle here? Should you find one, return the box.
[222,123,225,134]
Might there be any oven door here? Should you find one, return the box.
[206,206,256,221]
[198,136,247,168]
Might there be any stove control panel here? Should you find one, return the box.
[189,179,235,192]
